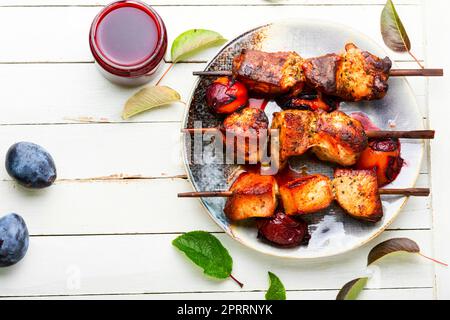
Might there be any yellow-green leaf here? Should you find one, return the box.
[171,29,227,63]
[336,277,368,300]
[122,86,181,119]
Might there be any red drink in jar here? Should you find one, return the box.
[89,1,167,86]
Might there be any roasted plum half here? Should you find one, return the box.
[257,212,310,248]
[206,77,248,114]
[276,88,340,112]
[356,138,404,187]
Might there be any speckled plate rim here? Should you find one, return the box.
[181,19,424,260]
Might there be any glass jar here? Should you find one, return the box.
[89,1,167,86]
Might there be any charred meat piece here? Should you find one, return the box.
[312,111,368,166]
[279,174,334,215]
[336,43,392,101]
[232,49,305,97]
[271,110,317,164]
[356,138,404,187]
[222,107,269,164]
[333,169,383,223]
[302,53,341,96]
[224,172,278,221]
[257,212,310,248]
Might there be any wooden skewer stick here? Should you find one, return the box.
[178,188,429,198]
[389,69,443,77]
[181,128,220,134]
[193,69,444,77]
[366,130,435,139]
[178,191,234,198]
[378,188,430,196]
[182,128,435,140]
[193,70,232,77]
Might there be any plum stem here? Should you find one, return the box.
[418,252,448,267]
[155,63,174,86]
[408,50,425,69]
[230,274,244,288]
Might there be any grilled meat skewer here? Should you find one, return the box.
[183,109,435,167]
[232,44,392,101]
[178,170,430,223]
[194,43,443,101]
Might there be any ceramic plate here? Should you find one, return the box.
[182,19,423,259]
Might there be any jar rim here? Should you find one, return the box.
[89,0,167,77]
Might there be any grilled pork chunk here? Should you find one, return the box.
[271,110,368,166]
[222,107,269,164]
[224,172,278,221]
[232,49,305,97]
[336,43,392,101]
[312,111,368,166]
[302,53,342,96]
[333,169,383,223]
[271,110,317,164]
[279,174,334,215]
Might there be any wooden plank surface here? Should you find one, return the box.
[0,173,431,236]
[0,0,435,300]
[0,62,197,125]
[1,288,434,300]
[0,122,186,179]
[0,1,421,7]
[0,61,426,125]
[0,230,434,297]
[0,5,423,63]
[424,0,450,300]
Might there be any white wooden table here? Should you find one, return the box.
[0,0,448,300]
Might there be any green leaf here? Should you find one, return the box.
[336,277,368,300]
[171,29,227,63]
[122,85,181,119]
[380,0,411,52]
[172,231,233,279]
[265,272,286,300]
[367,238,420,266]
